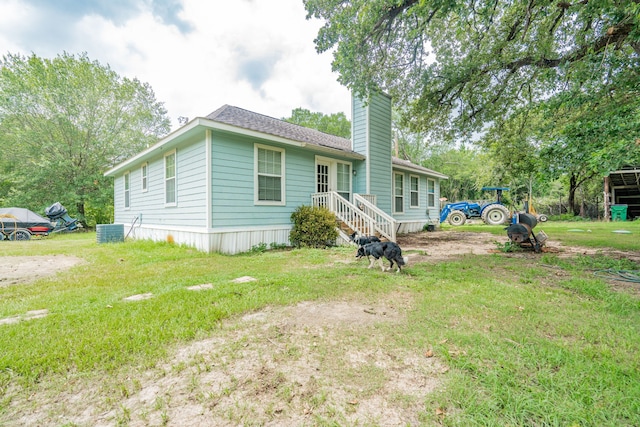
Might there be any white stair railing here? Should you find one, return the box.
[353,194,396,242]
[312,192,396,242]
[312,192,376,238]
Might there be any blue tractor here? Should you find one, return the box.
[439,187,511,226]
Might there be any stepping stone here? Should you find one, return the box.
[186,283,214,291]
[232,276,257,283]
[123,293,153,301]
[0,309,49,325]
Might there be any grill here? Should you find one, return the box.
[505,212,548,253]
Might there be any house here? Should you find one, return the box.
[104,93,448,254]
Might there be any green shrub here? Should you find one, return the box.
[289,205,338,248]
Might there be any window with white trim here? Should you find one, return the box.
[427,179,436,207]
[124,171,130,209]
[164,151,176,206]
[141,163,148,192]
[394,172,404,213]
[410,175,419,207]
[255,144,285,205]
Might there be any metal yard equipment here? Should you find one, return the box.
[45,202,79,232]
[504,212,548,253]
[440,187,511,226]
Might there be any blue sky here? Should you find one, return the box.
[0,0,351,129]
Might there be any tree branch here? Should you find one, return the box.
[501,22,634,71]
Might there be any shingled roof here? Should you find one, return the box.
[392,157,448,179]
[205,105,352,152]
[203,105,447,179]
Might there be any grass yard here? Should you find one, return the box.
[1,221,639,426]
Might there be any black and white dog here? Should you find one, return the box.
[350,231,381,247]
[356,241,408,273]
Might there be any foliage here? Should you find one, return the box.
[305,0,640,136]
[0,52,171,224]
[417,144,518,206]
[249,242,269,253]
[305,0,640,216]
[83,198,114,228]
[282,107,351,138]
[289,205,338,248]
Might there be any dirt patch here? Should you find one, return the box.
[398,230,500,262]
[0,255,83,287]
[397,230,640,264]
[7,295,445,426]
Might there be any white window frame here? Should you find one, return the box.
[164,150,177,207]
[427,178,436,208]
[254,144,286,206]
[410,175,420,208]
[124,171,130,210]
[141,162,148,192]
[393,172,404,214]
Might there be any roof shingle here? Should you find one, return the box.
[205,105,352,151]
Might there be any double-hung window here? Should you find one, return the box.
[410,175,420,208]
[427,179,436,207]
[394,172,404,213]
[141,163,148,192]
[255,144,285,205]
[165,150,176,206]
[124,172,130,209]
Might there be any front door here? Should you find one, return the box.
[316,158,351,201]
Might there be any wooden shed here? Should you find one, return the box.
[604,167,640,220]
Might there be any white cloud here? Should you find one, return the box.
[0,0,351,130]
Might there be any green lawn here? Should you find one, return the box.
[1,222,639,426]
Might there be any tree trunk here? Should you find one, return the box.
[76,201,87,227]
[568,174,579,216]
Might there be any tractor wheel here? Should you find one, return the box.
[482,204,510,225]
[447,210,467,226]
[9,229,31,241]
[537,214,548,222]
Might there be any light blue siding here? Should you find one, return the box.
[113,129,361,231]
[113,132,208,227]
[368,95,393,214]
[351,93,444,222]
[209,131,357,228]
[352,96,368,196]
[391,172,442,223]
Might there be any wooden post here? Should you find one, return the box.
[604,176,610,221]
